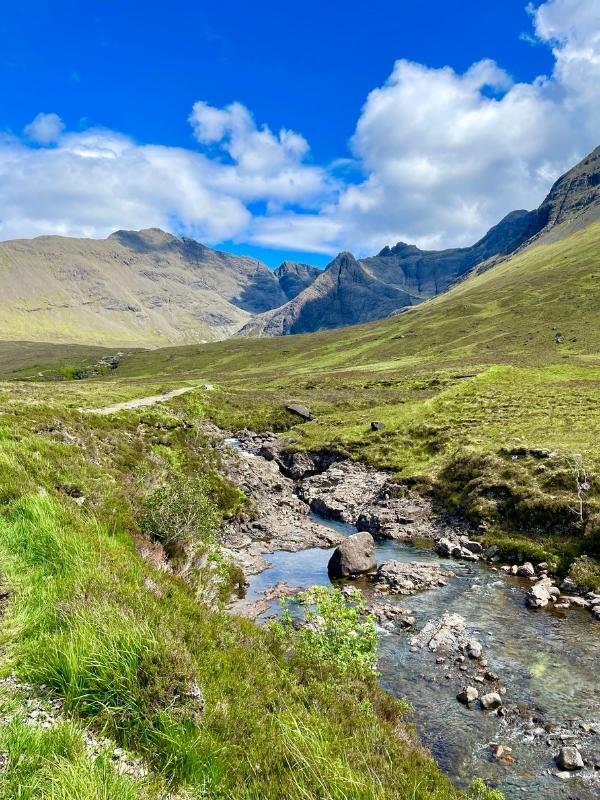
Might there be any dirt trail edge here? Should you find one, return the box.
[81,386,195,415]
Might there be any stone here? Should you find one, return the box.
[436,538,454,557]
[517,562,536,578]
[466,640,483,659]
[560,577,578,594]
[285,404,314,422]
[490,743,514,764]
[373,561,453,596]
[327,532,376,578]
[457,686,479,705]
[554,746,584,771]
[480,692,503,710]
[371,421,385,431]
[526,577,555,608]
[462,540,483,555]
[484,545,500,559]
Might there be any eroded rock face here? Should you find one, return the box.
[215,433,343,576]
[327,532,376,578]
[372,562,453,597]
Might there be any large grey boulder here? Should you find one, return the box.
[327,532,376,578]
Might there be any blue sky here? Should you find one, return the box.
[1,0,599,267]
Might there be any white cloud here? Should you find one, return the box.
[249,0,600,255]
[24,112,65,145]
[2,0,600,257]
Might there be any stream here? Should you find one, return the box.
[244,514,600,799]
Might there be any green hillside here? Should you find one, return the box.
[104,219,600,573]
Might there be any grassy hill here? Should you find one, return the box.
[102,219,600,574]
[0,215,599,797]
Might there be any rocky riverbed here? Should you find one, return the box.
[204,425,600,799]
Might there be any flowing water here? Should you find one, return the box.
[244,514,600,799]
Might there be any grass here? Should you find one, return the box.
[82,220,600,572]
[0,383,465,799]
[1,216,599,796]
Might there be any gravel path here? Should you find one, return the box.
[82,386,194,415]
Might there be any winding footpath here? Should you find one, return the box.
[80,386,195,415]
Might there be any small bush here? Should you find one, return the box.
[274,586,378,677]
[568,555,600,592]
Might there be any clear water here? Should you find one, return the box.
[245,513,600,799]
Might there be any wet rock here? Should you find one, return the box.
[410,612,465,652]
[328,532,376,578]
[286,404,314,421]
[490,742,514,765]
[372,561,452,596]
[554,746,584,771]
[526,577,556,608]
[484,545,500,560]
[480,692,503,710]
[466,640,483,659]
[457,686,479,705]
[462,540,483,555]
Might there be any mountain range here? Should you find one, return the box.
[0,145,598,347]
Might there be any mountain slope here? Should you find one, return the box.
[239,146,600,337]
[241,252,421,336]
[0,227,288,346]
[274,261,321,300]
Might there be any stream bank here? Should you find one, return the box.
[206,425,600,799]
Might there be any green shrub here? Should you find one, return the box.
[568,555,600,592]
[274,586,378,677]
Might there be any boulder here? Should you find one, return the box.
[517,562,536,578]
[436,538,454,557]
[286,404,314,422]
[526,577,555,608]
[457,686,479,705]
[462,540,483,555]
[554,746,584,771]
[480,692,503,710]
[327,532,376,578]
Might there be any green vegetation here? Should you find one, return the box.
[275,586,379,677]
[93,220,600,574]
[0,381,465,798]
[2,216,600,796]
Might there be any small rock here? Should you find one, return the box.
[285,404,314,422]
[554,746,584,771]
[457,686,479,705]
[480,692,503,710]
[370,421,385,431]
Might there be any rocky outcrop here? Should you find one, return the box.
[274,261,321,300]
[327,532,376,578]
[213,432,343,576]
